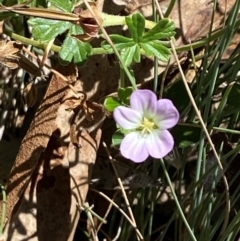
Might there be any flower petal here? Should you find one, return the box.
[114,106,142,129]
[130,90,157,117]
[146,130,174,158]
[155,99,179,129]
[120,132,149,163]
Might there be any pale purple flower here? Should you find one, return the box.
[113,89,179,163]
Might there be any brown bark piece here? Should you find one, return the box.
[0,65,75,224]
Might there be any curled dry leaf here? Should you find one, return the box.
[22,81,38,108]
[74,2,103,40]
[0,40,22,69]
[63,83,104,121]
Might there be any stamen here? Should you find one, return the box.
[137,117,158,137]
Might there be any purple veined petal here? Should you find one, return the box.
[154,99,179,129]
[120,132,149,163]
[130,90,157,117]
[114,106,142,129]
[145,129,174,158]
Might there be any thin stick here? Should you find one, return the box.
[91,188,144,241]
[82,0,137,89]
[102,142,143,241]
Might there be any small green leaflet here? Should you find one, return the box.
[103,96,121,112]
[112,129,124,147]
[104,87,133,112]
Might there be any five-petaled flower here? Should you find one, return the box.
[113,89,179,163]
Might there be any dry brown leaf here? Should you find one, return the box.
[2,127,101,241]
[0,40,22,69]
[169,0,236,46]
[0,64,77,225]
[1,59,108,239]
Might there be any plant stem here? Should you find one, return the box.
[102,13,156,29]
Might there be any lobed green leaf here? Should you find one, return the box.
[28,18,72,42]
[58,36,92,66]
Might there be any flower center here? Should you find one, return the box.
[138,117,158,136]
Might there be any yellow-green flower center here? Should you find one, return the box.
[137,117,158,136]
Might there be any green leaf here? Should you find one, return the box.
[121,45,140,67]
[28,18,72,42]
[141,41,171,62]
[142,19,175,42]
[112,129,124,147]
[48,0,73,12]
[103,96,121,112]
[118,87,134,104]
[125,13,145,42]
[59,36,92,66]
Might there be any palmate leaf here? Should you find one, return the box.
[100,13,175,67]
[59,36,92,66]
[28,18,72,42]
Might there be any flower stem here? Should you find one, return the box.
[159,158,197,241]
[102,13,156,29]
